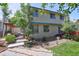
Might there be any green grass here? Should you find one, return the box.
[51,41,79,56]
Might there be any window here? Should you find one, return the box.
[60,15,64,20]
[43,25,49,32]
[32,25,39,33]
[33,10,38,17]
[50,13,56,19]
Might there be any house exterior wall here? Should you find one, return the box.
[12,27,21,34]
[32,13,68,24]
[31,24,59,38]
[31,11,69,38]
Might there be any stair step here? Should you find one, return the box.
[16,39,27,43]
[8,42,24,48]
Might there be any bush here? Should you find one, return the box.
[42,37,46,42]
[73,35,79,41]
[63,33,79,41]
[24,41,33,48]
[5,34,16,44]
[63,34,74,39]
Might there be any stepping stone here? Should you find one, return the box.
[16,39,27,43]
[8,42,24,48]
[8,48,52,56]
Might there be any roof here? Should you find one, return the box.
[31,6,66,16]
[4,22,16,27]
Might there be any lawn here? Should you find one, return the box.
[50,41,79,56]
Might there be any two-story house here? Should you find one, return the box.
[0,6,69,39]
[30,7,69,39]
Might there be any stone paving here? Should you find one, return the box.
[0,46,52,56]
[43,39,71,49]
[0,39,70,56]
[0,50,26,56]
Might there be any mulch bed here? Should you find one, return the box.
[0,46,7,53]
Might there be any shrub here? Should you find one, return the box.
[5,34,16,44]
[42,37,46,42]
[63,33,79,41]
[63,34,74,39]
[73,35,79,41]
[24,40,33,48]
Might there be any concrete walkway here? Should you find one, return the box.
[0,46,52,56]
[0,39,70,56]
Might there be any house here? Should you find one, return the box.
[30,7,69,39]
[0,7,69,39]
[0,21,20,36]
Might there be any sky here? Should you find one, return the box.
[0,3,79,21]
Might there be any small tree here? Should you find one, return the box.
[61,20,77,39]
[10,4,33,47]
[0,3,10,36]
[10,3,33,39]
[20,3,33,39]
[10,10,28,37]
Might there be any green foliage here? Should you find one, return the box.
[10,3,33,37]
[73,35,79,41]
[61,20,77,40]
[1,3,9,18]
[5,34,16,44]
[51,41,79,56]
[61,20,77,33]
[24,41,33,48]
[41,3,48,8]
[10,17,17,24]
[25,28,32,36]
[63,34,74,39]
[0,3,10,37]
[42,3,79,14]
[0,3,7,7]
[10,10,27,29]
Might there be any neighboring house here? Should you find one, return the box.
[0,21,19,36]
[30,7,69,38]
